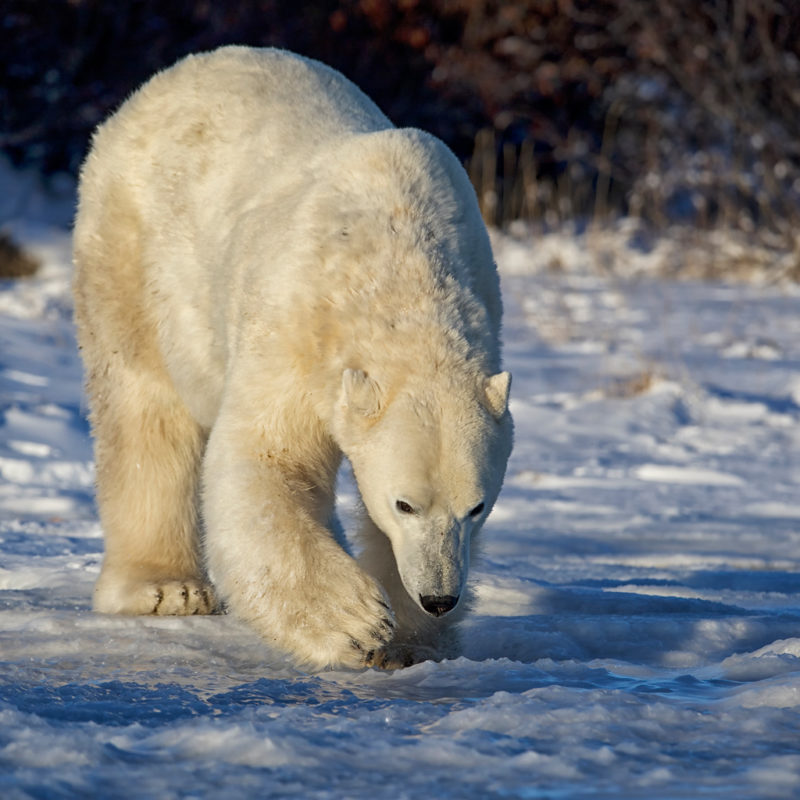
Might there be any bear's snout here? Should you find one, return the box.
[419,594,459,617]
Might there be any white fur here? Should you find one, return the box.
[73,46,513,670]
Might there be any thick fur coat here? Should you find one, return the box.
[73,46,513,670]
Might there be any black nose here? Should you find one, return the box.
[419,594,459,617]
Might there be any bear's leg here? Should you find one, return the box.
[89,367,216,616]
[74,181,215,616]
[202,408,395,670]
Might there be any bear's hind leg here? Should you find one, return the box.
[90,369,216,616]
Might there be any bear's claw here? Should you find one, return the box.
[349,611,396,667]
[146,579,217,615]
[94,572,218,617]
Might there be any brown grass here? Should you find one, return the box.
[0,232,39,279]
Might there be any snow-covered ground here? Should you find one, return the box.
[2,168,800,798]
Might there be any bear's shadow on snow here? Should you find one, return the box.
[0,653,749,723]
[1,678,373,727]
[3,681,208,726]
[463,580,800,667]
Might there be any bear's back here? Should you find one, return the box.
[91,46,392,173]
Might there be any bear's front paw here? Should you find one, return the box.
[94,571,218,616]
[270,564,396,670]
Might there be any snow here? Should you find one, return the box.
[2,165,800,798]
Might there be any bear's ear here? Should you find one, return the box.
[342,369,383,417]
[483,371,511,419]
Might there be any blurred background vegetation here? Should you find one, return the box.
[2,0,800,275]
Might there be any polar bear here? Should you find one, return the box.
[73,46,513,670]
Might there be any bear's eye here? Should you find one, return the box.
[396,500,416,515]
[469,502,485,518]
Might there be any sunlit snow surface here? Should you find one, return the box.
[2,185,800,797]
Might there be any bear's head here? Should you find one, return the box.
[333,367,513,618]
